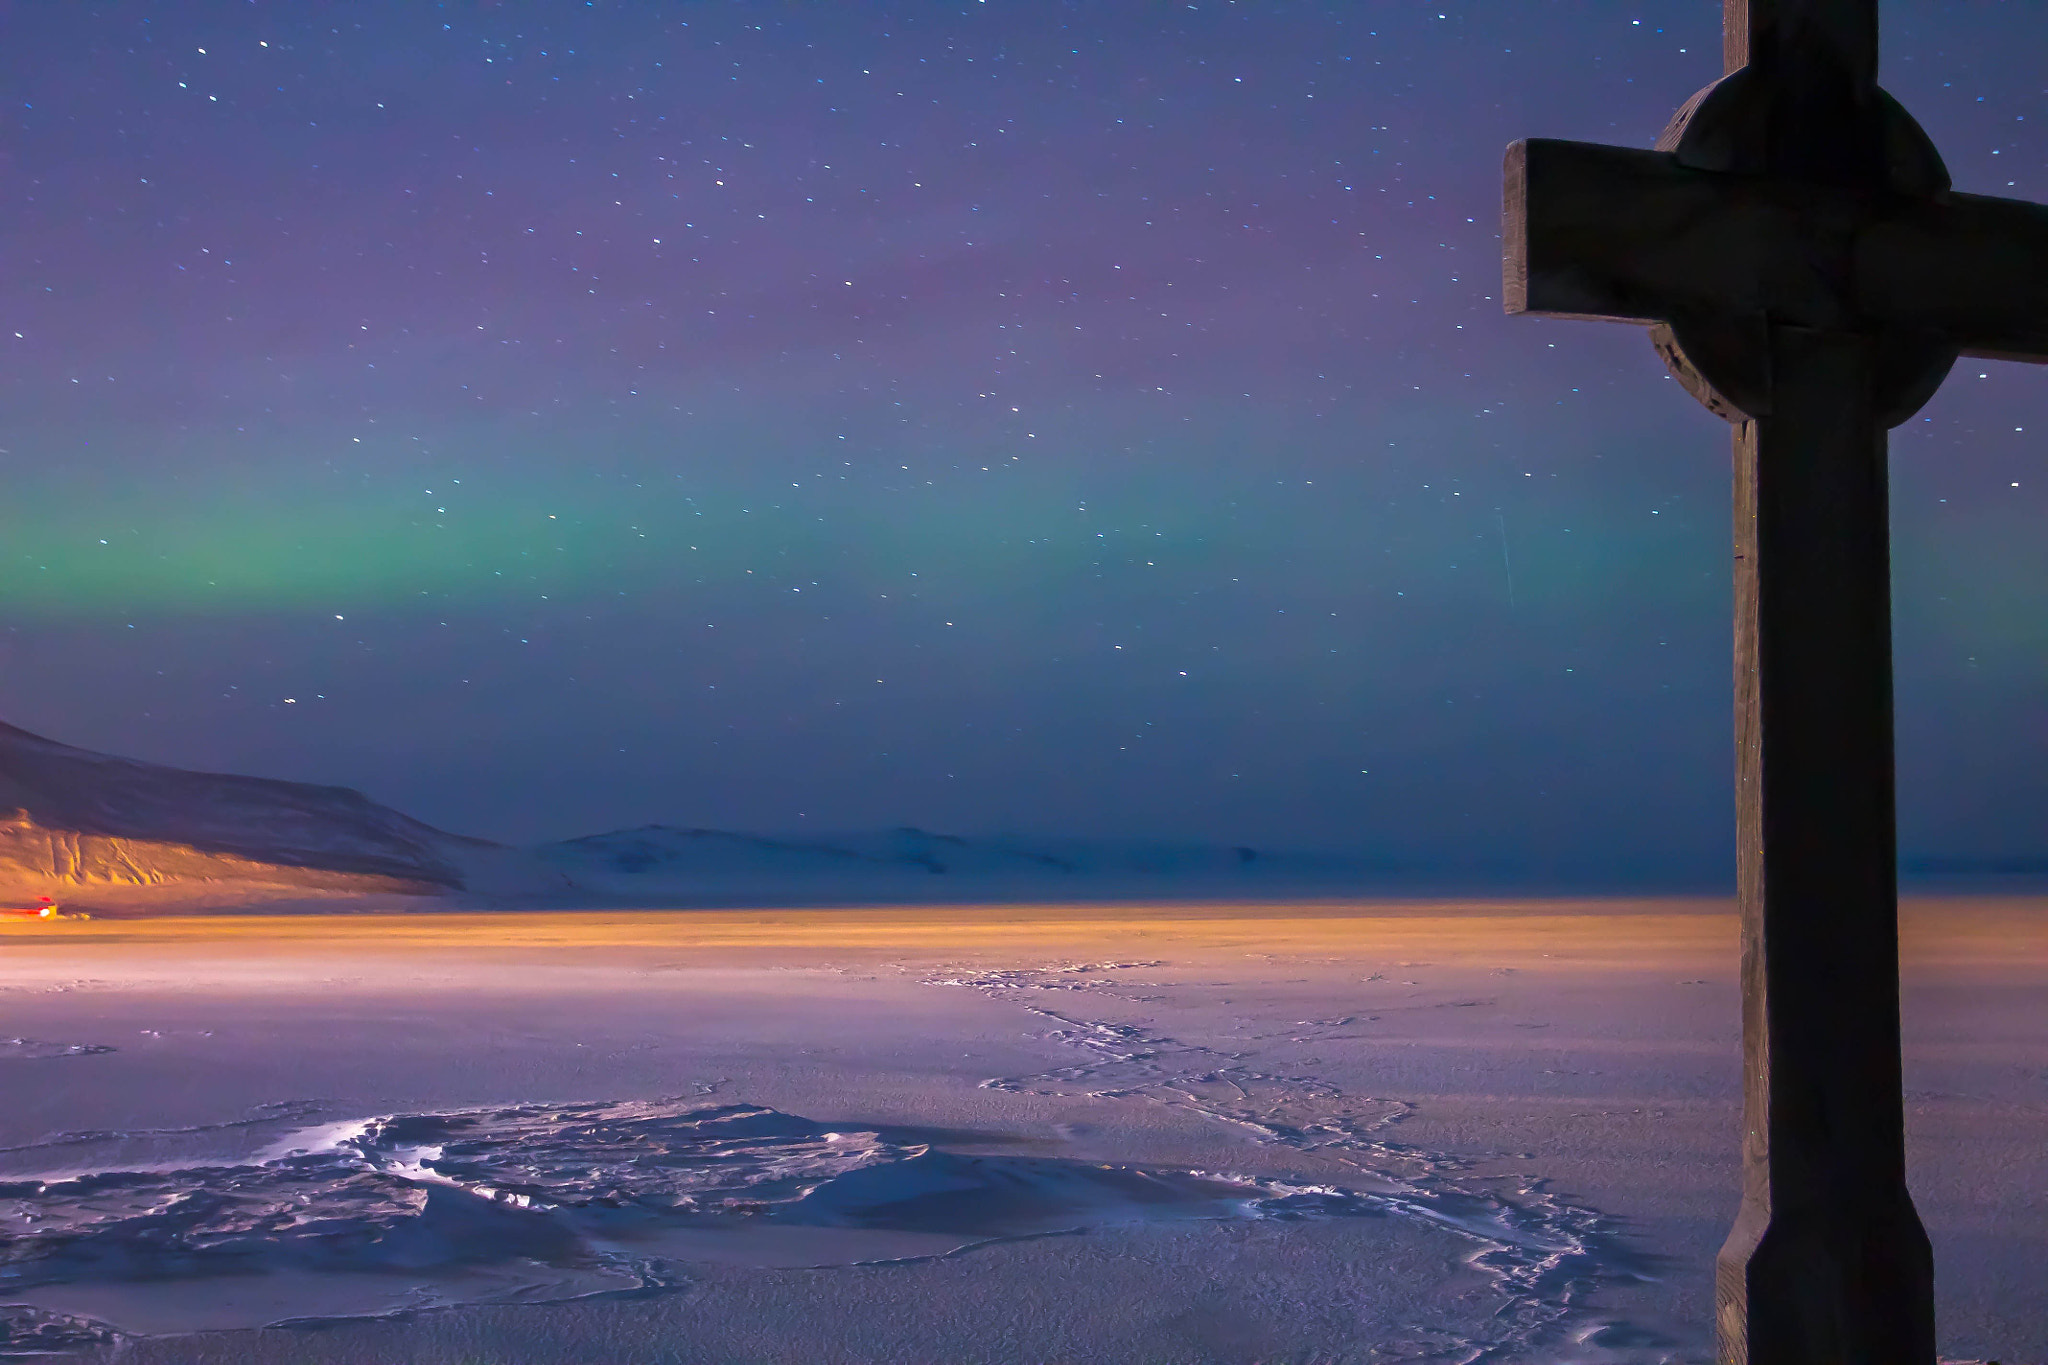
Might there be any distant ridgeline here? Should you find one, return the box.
[0,722,1358,913]
[526,824,1352,904]
[536,825,1285,879]
[1,720,2034,914]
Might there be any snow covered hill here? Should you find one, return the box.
[0,721,495,905]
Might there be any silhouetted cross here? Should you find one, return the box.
[1503,2,2048,1360]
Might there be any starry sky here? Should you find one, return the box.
[2,2,2042,879]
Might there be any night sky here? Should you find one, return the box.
[2,3,2042,879]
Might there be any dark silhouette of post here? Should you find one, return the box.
[1503,2,2048,1360]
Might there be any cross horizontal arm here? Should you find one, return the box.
[1504,137,2048,362]
[1504,139,1736,325]
[1862,193,2048,362]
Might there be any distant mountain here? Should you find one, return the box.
[0,721,495,903]
[541,825,1075,878]
[532,824,1361,904]
[13,720,2032,915]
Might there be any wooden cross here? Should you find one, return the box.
[1503,2,2048,1360]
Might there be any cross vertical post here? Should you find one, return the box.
[1720,324,1930,1361]
[1505,1,2048,1359]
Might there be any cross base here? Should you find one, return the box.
[1718,1196,1933,1365]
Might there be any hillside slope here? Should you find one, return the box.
[0,722,492,899]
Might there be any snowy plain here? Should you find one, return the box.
[0,898,2042,1364]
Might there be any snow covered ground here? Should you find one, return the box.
[0,899,2042,1363]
